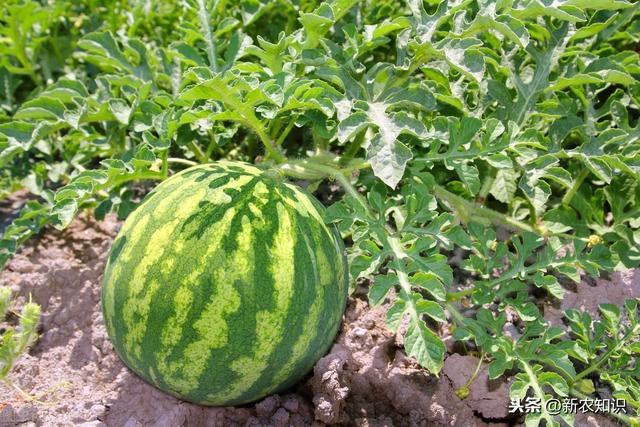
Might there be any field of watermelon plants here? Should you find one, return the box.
[1,0,640,426]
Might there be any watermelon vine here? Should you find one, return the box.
[1,0,640,424]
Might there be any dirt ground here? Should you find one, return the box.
[0,207,637,426]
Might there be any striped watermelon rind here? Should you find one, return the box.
[101,161,348,406]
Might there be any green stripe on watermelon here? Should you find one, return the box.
[102,161,348,406]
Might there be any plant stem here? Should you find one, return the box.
[294,164,422,332]
[278,158,370,184]
[562,169,589,207]
[387,235,423,332]
[160,150,168,178]
[519,360,557,425]
[455,352,485,398]
[205,132,219,159]
[574,324,640,382]
[187,141,209,164]
[433,184,539,234]
[447,288,475,301]
[445,302,467,326]
[109,170,165,188]
[323,168,375,218]
[341,131,365,162]
[433,184,588,241]
[311,131,328,151]
[7,380,39,403]
[275,118,297,147]
[414,145,508,163]
[255,126,287,163]
[478,171,496,201]
[327,168,424,347]
[277,163,327,180]
[167,158,198,167]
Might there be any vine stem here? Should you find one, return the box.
[187,141,209,164]
[278,159,370,187]
[341,131,365,163]
[519,360,557,426]
[205,132,220,159]
[574,323,640,382]
[455,352,486,399]
[433,184,539,234]
[333,173,372,213]
[433,184,587,242]
[562,169,589,207]
[255,126,287,163]
[478,171,495,201]
[275,118,297,147]
[386,235,422,328]
[447,288,474,301]
[159,150,168,178]
[167,158,198,167]
[7,380,41,403]
[109,170,165,188]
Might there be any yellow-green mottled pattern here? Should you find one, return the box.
[223,203,295,401]
[101,161,348,406]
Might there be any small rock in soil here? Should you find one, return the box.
[255,395,279,418]
[272,407,290,427]
[89,404,107,419]
[282,396,300,413]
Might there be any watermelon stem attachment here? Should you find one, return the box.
[278,158,370,186]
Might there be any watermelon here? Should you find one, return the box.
[101,161,348,406]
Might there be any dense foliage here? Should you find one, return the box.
[1,0,639,424]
